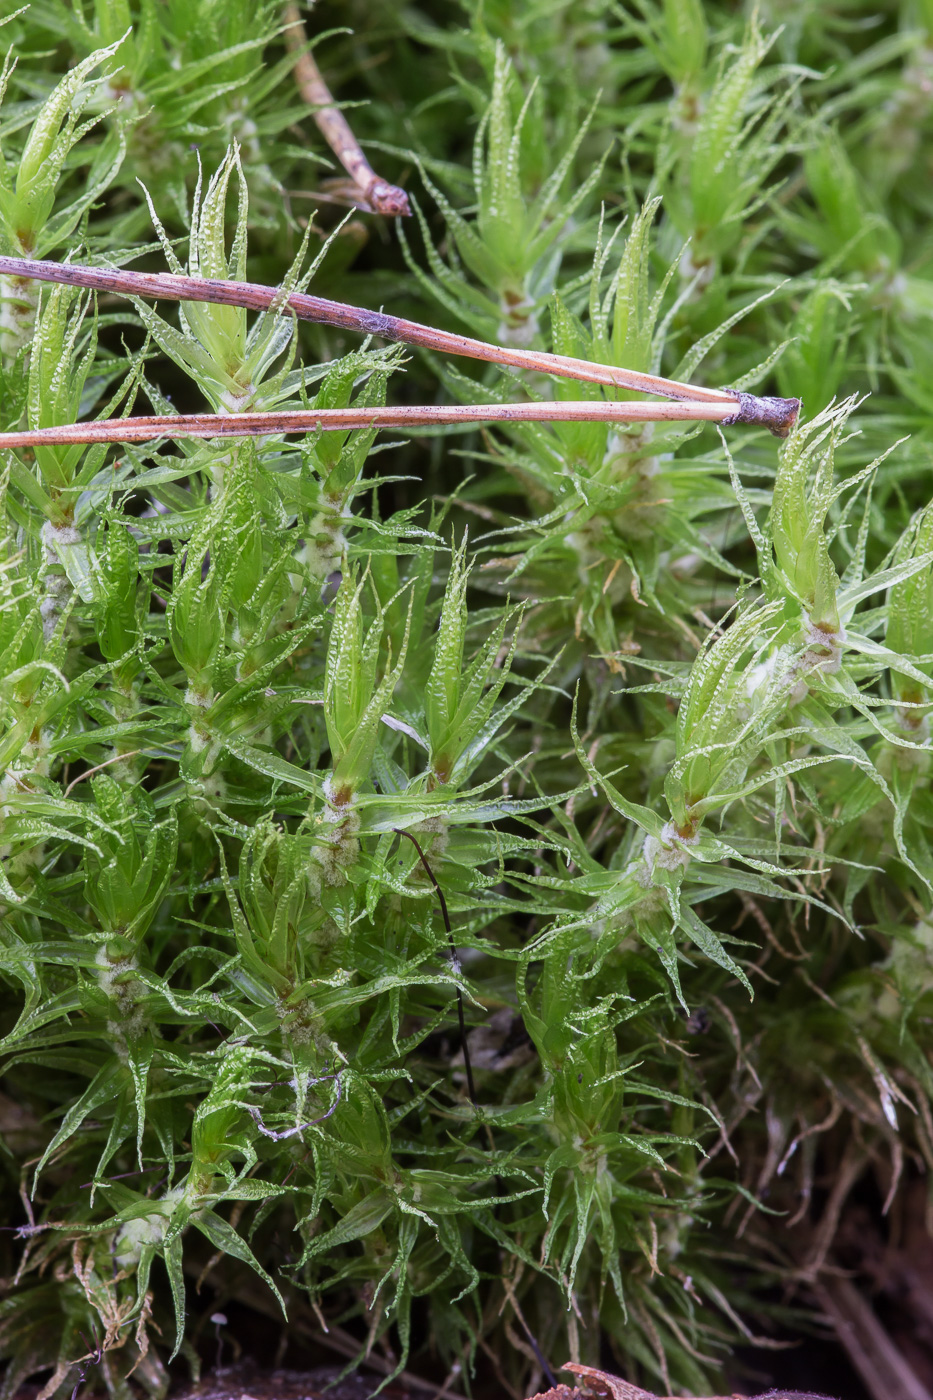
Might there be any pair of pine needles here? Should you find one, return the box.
[0,252,800,449]
[0,18,798,451]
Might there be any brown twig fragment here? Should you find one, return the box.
[0,399,749,449]
[548,1364,840,1400]
[0,255,802,434]
[283,4,411,216]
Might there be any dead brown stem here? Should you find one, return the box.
[283,5,411,216]
[0,255,801,434]
[62,752,143,797]
[0,399,743,449]
[813,1276,933,1400]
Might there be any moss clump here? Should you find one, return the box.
[3,3,933,1398]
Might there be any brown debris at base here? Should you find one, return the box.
[523,1364,841,1400]
[528,1386,580,1400]
[562,1363,656,1400]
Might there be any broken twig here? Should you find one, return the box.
[283,5,411,216]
